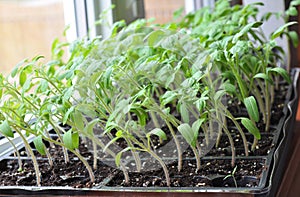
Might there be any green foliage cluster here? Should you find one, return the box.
[0,0,299,187]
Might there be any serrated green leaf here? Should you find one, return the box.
[33,135,46,155]
[0,120,14,138]
[241,118,261,140]
[244,96,259,122]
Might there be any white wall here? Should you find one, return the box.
[243,0,288,63]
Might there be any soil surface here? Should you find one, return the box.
[107,158,264,187]
[0,143,116,188]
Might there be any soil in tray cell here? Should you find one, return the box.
[0,142,116,188]
[106,158,265,188]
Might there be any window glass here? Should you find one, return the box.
[0,0,65,75]
[144,0,185,24]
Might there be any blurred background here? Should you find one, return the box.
[0,0,297,75]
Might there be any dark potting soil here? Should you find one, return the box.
[0,143,116,188]
[107,158,264,187]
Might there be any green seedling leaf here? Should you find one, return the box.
[146,29,166,47]
[32,55,44,62]
[178,123,196,147]
[192,118,205,134]
[291,0,300,6]
[285,6,298,16]
[22,78,32,92]
[63,106,75,125]
[253,73,273,84]
[233,22,262,43]
[0,120,14,138]
[63,87,73,102]
[195,97,208,112]
[33,135,46,155]
[84,118,99,135]
[161,91,177,106]
[11,59,26,77]
[115,147,132,167]
[214,90,226,101]
[271,21,298,40]
[244,96,259,122]
[63,129,73,149]
[192,118,205,143]
[261,12,273,22]
[63,129,79,150]
[222,82,237,95]
[72,131,79,149]
[103,135,122,152]
[116,130,123,137]
[269,67,292,84]
[288,31,299,47]
[76,104,97,118]
[173,7,184,20]
[133,108,147,127]
[39,80,49,92]
[72,110,85,130]
[241,118,261,140]
[146,128,167,140]
[179,103,189,123]
[19,70,27,86]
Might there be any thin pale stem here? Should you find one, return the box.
[191,145,201,171]
[165,121,182,172]
[93,140,98,170]
[45,147,53,167]
[7,137,23,170]
[14,128,41,186]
